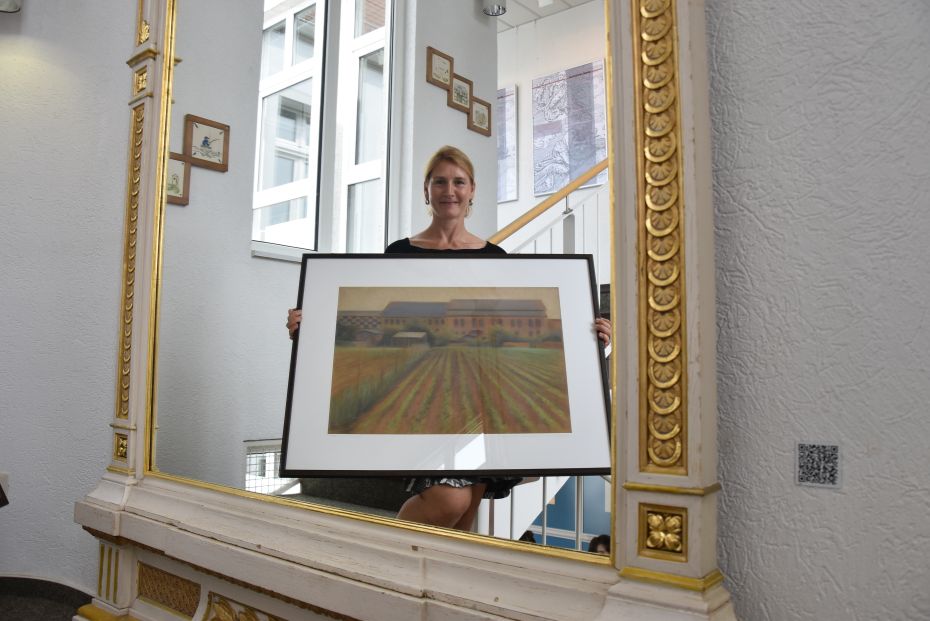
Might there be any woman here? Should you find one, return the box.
[288,145,611,531]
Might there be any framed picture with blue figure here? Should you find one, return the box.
[183,113,230,172]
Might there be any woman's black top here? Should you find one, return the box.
[385,237,506,255]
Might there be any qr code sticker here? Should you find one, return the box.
[797,444,840,487]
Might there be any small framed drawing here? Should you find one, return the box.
[447,73,472,113]
[426,46,453,90]
[468,96,492,136]
[166,152,190,206]
[183,114,229,172]
[280,254,611,478]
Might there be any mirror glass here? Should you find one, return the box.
[155,0,613,554]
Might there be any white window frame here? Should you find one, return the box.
[252,0,393,260]
[252,0,326,253]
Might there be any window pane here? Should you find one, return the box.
[261,21,285,78]
[252,198,313,247]
[355,49,384,164]
[346,179,384,252]
[355,0,385,37]
[293,5,316,64]
[259,80,312,191]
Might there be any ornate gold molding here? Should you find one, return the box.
[634,0,688,474]
[114,103,144,422]
[202,593,286,621]
[619,567,724,592]
[638,503,687,562]
[114,433,128,461]
[133,67,148,95]
[138,562,201,618]
[136,0,150,45]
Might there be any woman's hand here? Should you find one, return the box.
[287,308,302,340]
[595,317,612,346]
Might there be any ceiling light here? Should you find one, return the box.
[482,0,507,17]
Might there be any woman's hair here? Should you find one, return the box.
[423,145,475,217]
[588,534,611,553]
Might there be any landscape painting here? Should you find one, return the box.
[328,286,569,435]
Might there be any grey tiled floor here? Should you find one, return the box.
[0,578,91,621]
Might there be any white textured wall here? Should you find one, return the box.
[0,1,131,593]
[708,1,930,619]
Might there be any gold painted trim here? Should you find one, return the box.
[106,546,113,599]
[98,543,105,597]
[634,0,688,475]
[126,48,158,68]
[603,0,619,569]
[133,68,148,95]
[77,603,137,621]
[202,593,286,621]
[114,102,145,422]
[624,481,721,496]
[619,567,724,592]
[114,433,128,461]
[146,0,178,472]
[107,465,136,476]
[136,0,149,45]
[638,503,686,562]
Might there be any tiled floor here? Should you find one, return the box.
[0,578,91,621]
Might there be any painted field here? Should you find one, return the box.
[328,346,570,434]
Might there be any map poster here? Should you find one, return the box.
[531,60,607,196]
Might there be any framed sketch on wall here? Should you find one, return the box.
[468,96,492,136]
[496,85,518,203]
[531,60,607,196]
[447,73,473,113]
[426,46,453,90]
[166,153,191,205]
[280,255,611,478]
[183,114,230,172]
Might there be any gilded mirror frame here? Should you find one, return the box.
[76,0,730,616]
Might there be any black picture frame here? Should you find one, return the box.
[280,254,610,478]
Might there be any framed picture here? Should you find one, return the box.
[496,85,518,203]
[280,255,611,478]
[532,60,607,195]
[468,96,492,136]
[183,114,229,172]
[165,152,190,206]
[426,46,453,90]
[447,73,472,113]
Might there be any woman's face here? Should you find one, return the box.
[425,160,475,220]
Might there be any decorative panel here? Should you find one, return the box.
[638,502,687,562]
[138,562,201,618]
[202,593,287,621]
[634,0,688,474]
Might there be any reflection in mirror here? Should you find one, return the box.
[155,0,611,554]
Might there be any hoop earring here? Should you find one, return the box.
[425,197,430,205]
[469,199,474,206]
